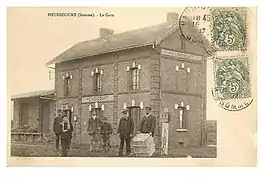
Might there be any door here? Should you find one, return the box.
[128,106,140,135]
[63,110,72,123]
[42,102,50,133]
[90,108,103,119]
[19,103,29,126]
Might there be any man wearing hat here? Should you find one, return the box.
[138,106,156,137]
[53,109,63,151]
[117,109,134,156]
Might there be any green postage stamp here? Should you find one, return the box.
[213,58,251,100]
[211,7,247,52]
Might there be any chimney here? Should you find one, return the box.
[166,12,179,23]
[99,28,114,38]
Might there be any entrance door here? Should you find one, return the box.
[128,106,140,135]
[63,110,72,123]
[90,108,103,119]
[19,103,29,126]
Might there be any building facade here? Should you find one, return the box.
[47,13,208,149]
[11,90,55,134]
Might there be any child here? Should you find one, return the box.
[100,117,113,152]
[60,115,73,157]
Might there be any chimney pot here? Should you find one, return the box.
[99,28,114,38]
[167,12,179,23]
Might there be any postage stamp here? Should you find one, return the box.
[211,7,247,52]
[211,56,253,111]
[179,7,248,55]
[213,58,251,100]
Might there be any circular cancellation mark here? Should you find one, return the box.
[179,7,214,55]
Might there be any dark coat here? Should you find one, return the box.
[87,117,102,135]
[139,114,156,135]
[100,122,113,135]
[60,122,73,139]
[117,117,134,139]
[53,116,63,135]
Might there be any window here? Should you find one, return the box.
[94,73,102,92]
[178,108,187,130]
[129,67,139,90]
[92,68,103,93]
[64,76,71,96]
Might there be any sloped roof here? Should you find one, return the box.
[11,89,54,100]
[46,21,178,65]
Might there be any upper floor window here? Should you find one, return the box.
[131,68,139,90]
[127,62,141,91]
[63,73,72,96]
[91,68,103,93]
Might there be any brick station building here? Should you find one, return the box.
[46,13,208,149]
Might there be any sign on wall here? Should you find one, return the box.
[161,49,202,61]
[82,95,114,103]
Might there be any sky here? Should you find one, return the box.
[7,7,227,120]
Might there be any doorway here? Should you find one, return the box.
[127,106,141,135]
[42,101,51,133]
[19,102,29,127]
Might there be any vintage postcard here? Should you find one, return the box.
[7,7,257,166]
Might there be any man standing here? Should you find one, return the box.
[53,109,63,151]
[138,106,156,137]
[100,117,113,152]
[60,115,73,157]
[87,110,102,152]
[117,110,134,156]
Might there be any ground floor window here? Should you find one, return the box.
[178,108,187,130]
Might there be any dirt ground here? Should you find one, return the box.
[10,141,217,158]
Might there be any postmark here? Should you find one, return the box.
[211,95,253,111]
[179,7,213,54]
[212,57,253,111]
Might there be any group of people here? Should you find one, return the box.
[53,106,156,157]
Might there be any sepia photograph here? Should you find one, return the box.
[7,7,257,166]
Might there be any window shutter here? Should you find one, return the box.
[93,74,96,93]
[183,109,188,129]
